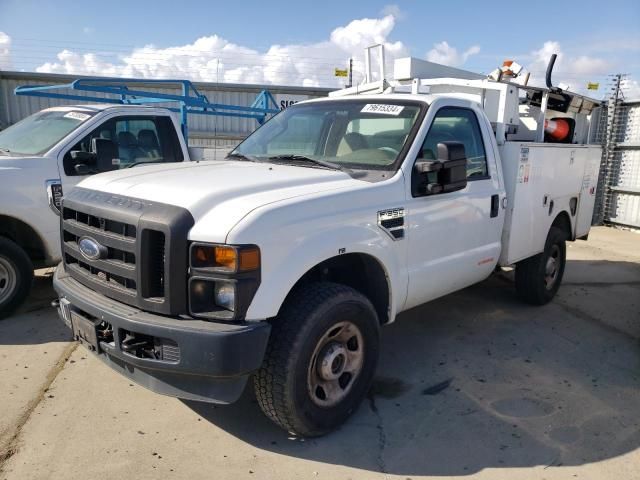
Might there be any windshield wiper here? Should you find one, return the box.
[225,152,265,163]
[267,154,350,173]
[125,160,167,168]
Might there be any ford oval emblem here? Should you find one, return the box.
[78,236,107,261]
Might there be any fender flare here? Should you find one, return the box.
[244,227,404,322]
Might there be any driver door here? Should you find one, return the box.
[57,114,182,192]
[404,104,505,310]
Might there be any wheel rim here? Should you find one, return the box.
[0,257,18,304]
[307,321,365,408]
[544,244,561,290]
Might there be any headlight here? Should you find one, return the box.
[190,279,236,315]
[188,243,261,321]
[214,282,236,311]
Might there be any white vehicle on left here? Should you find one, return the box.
[0,104,198,318]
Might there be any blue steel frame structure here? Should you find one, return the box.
[14,77,280,139]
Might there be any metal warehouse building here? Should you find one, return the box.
[0,71,332,148]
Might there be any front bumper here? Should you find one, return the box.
[53,266,271,404]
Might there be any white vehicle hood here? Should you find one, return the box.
[0,155,50,171]
[77,160,363,242]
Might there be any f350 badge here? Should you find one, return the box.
[378,208,405,240]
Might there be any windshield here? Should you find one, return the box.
[0,109,95,155]
[231,100,424,170]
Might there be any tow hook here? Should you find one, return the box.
[121,332,160,359]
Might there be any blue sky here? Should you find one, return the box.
[1,0,639,95]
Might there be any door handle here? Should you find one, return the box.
[490,194,499,218]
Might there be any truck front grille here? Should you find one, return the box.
[60,188,193,316]
[62,208,159,299]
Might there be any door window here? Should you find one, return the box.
[63,115,183,175]
[419,108,488,179]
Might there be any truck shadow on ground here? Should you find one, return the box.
[186,265,640,476]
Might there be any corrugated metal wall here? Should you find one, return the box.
[0,71,331,148]
[598,100,640,229]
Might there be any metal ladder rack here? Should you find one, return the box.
[14,77,280,139]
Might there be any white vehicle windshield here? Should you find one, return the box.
[0,110,95,156]
[231,100,424,171]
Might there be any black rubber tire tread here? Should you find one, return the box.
[254,281,379,437]
[515,226,567,305]
[0,236,34,320]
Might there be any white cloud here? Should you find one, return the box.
[621,78,640,100]
[530,40,561,70]
[527,41,612,92]
[529,41,603,75]
[34,14,408,87]
[570,55,610,76]
[380,4,405,20]
[426,41,480,67]
[0,31,11,69]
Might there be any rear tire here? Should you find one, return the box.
[515,226,567,305]
[0,237,34,319]
[254,282,379,437]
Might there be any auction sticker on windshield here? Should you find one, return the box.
[361,104,405,115]
[64,111,91,121]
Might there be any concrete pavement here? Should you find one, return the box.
[0,227,638,479]
[0,271,75,462]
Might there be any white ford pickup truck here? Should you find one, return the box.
[52,64,602,436]
[0,104,221,318]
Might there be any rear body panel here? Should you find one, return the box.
[498,142,602,265]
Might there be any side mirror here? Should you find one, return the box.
[70,150,96,175]
[70,150,95,162]
[91,138,119,172]
[74,163,91,175]
[413,141,468,196]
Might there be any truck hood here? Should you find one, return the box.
[0,155,49,170]
[78,160,362,242]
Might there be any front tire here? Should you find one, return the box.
[254,282,379,437]
[515,226,567,305]
[0,237,34,319]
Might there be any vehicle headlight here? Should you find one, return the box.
[214,282,236,311]
[189,279,236,314]
[188,243,260,321]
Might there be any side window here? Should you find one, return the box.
[63,116,183,176]
[420,108,488,180]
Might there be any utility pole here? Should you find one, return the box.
[348,58,353,88]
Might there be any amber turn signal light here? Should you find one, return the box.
[191,244,260,272]
[238,248,260,271]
